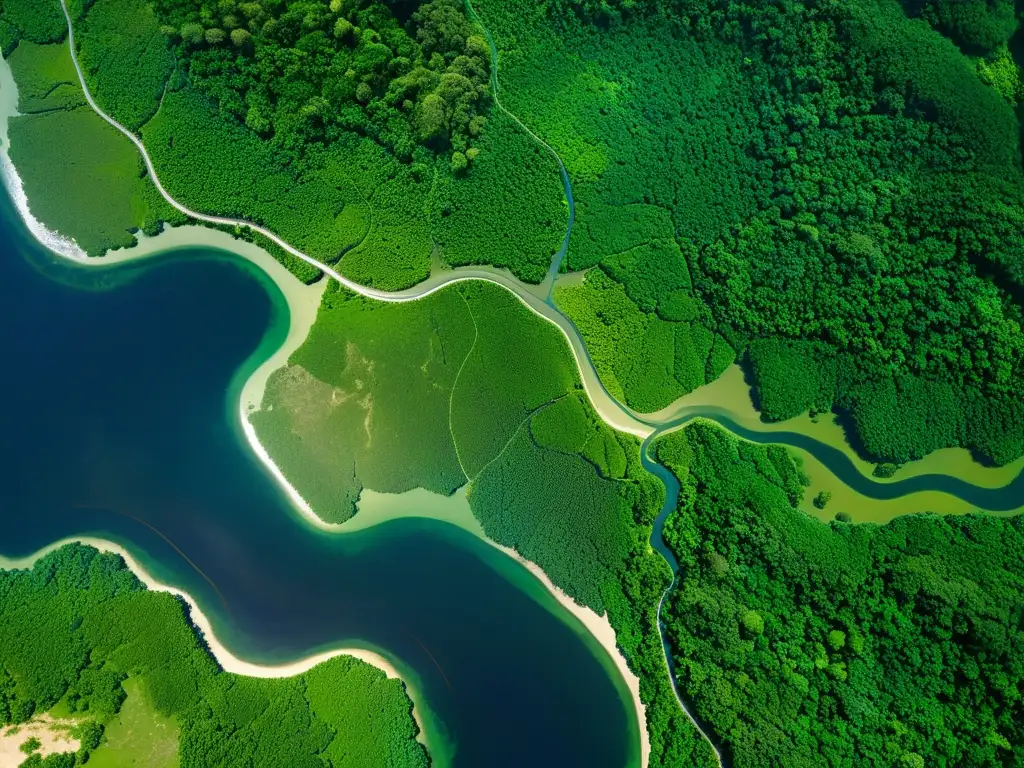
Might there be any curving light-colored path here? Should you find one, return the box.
[51,2,1019,767]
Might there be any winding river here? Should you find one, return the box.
[1,4,1021,767]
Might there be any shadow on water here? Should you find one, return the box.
[0,195,638,768]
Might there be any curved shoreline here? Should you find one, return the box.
[0,5,1018,767]
[0,537,431,742]
[0,49,651,761]
[50,0,1024,509]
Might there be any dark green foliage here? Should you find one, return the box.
[20,753,76,768]
[601,240,692,313]
[469,427,635,612]
[845,373,964,462]
[45,0,563,284]
[480,0,1024,463]
[0,0,65,47]
[905,0,1018,54]
[658,422,1024,767]
[429,110,567,283]
[748,339,837,422]
[872,462,899,478]
[150,0,491,159]
[0,544,428,767]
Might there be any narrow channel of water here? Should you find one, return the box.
[0,195,639,768]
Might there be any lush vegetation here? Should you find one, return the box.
[152,0,493,160]
[6,41,186,256]
[0,544,428,767]
[0,0,66,54]
[38,0,563,285]
[429,109,567,283]
[481,0,1024,464]
[657,421,1024,766]
[2,0,567,285]
[251,284,475,521]
[252,281,716,765]
[557,270,734,411]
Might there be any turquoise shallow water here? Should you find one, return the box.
[0,198,637,767]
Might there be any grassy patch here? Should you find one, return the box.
[556,270,733,411]
[251,284,474,522]
[87,679,178,768]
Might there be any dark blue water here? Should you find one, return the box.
[0,198,637,767]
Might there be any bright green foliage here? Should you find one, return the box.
[705,335,736,382]
[529,392,593,454]
[305,659,427,767]
[8,0,568,285]
[600,240,692,313]
[908,0,1018,53]
[658,422,1024,767]
[6,40,83,112]
[429,110,567,283]
[480,0,1024,463]
[7,43,185,256]
[557,270,643,404]
[976,44,1024,104]
[557,270,726,410]
[76,0,175,130]
[251,284,474,522]
[449,283,576,476]
[142,89,366,272]
[330,139,432,290]
[0,544,428,767]
[252,281,715,766]
[747,339,837,421]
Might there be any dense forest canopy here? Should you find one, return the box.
[152,0,492,164]
[481,0,1024,465]
[0,545,428,767]
[657,422,1024,767]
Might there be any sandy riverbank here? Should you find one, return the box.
[330,486,651,768]
[0,44,646,766]
[0,537,430,746]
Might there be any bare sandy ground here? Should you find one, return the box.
[0,715,80,765]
